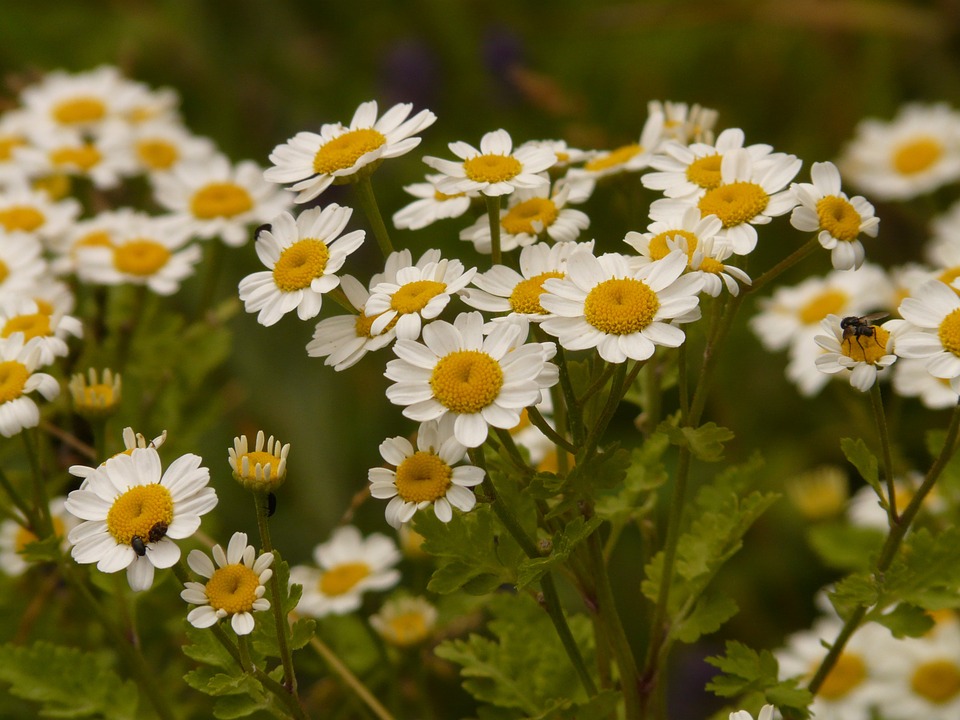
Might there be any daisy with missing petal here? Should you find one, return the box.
[814,314,897,392]
[897,279,960,391]
[566,109,666,182]
[238,204,365,326]
[369,417,485,527]
[0,334,59,438]
[790,161,879,271]
[265,100,437,204]
[650,100,719,146]
[0,497,75,577]
[392,173,474,231]
[424,129,555,197]
[386,313,558,448]
[65,446,217,591]
[181,532,273,635]
[370,595,438,648]
[69,426,167,484]
[290,525,401,618]
[688,236,752,297]
[539,250,703,364]
[0,296,83,366]
[69,368,121,420]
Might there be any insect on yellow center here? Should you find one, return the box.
[105,484,174,547]
[272,239,329,292]
[685,154,723,189]
[136,139,179,170]
[841,325,890,364]
[391,280,447,315]
[383,611,431,646]
[584,278,659,335]
[893,136,943,175]
[698,181,769,228]
[191,182,253,220]
[509,271,564,315]
[0,206,44,233]
[318,562,371,596]
[52,97,107,125]
[648,230,698,261]
[911,659,960,704]
[113,240,171,276]
[501,197,559,236]
[813,652,867,700]
[0,136,25,162]
[312,128,386,175]
[816,196,862,242]
[0,360,29,403]
[2,313,52,341]
[50,143,101,170]
[394,451,453,503]
[205,564,261,614]
[15,516,65,553]
[234,450,283,481]
[463,153,523,184]
[430,351,504,414]
[584,144,642,172]
[798,289,849,325]
[939,308,960,357]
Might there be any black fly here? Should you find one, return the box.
[840,313,889,353]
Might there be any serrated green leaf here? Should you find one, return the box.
[828,573,880,619]
[532,690,620,719]
[705,640,811,717]
[594,436,669,522]
[839,438,881,497]
[212,691,271,719]
[806,523,884,571]
[181,625,238,670]
[288,617,316,650]
[869,603,935,638]
[546,448,631,518]
[672,592,739,644]
[516,516,602,589]
[882,527,960,610]
[203,672,264,697]
[657,420,735,462]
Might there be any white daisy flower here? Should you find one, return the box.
[790,161,880,270]
[369,595,438,647]
[539,250,703,364]
[0,111,33,184]
[814,314,897,392]
[369,417,485,527]
[364,256,477,340]
[893,357,960,408]
[0,334,59,437]
[897,279,960,391]
[19,66,132,133]
[688,236,752,297]
[181,532,273,636]
[48,208,139,276]
[65,446,217,592]
[392,173,474,231]
[0,182,80,246]
[153,154,293,247]
[516,138,594,169]
[0,497,76,577]
[290,525,401,618]
[566,109,666,181]
[69,367,122,420]
[926,198,960,267]
[648,99,719,145]
[121,80,181,126]
[423,128,555,197]
[839,102,960,201]
[624,204,723,266]
[228,430,290,492]
[129,120,217,177]
[265,100,437,203]
[459,181,589,254]
[385,313,559,448]
[0,296,82,366]
[16,124,137,189]
[461,240,595,319]
[0,233,48,298]
[728,706,777,720]
[69,426,167,484]
[238,204,365,327]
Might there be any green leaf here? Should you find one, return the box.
[869,603,935,638]
[657,420,735,462]
[882,527,960,610]
[288,617,316,651]
[212,692,271,719]
[17,534,64,565]
[315,613,382,677]
[0,641,139,719]
[181,625,237,670]
[828,572,880,619]
[705,641,811,718]
[546,447,632,517]
[594,435,669,522]
[839,438,881,497]
[533,690,620,719]
[806,523,884,571]
[516,516,603,589]
[672,592,739,644]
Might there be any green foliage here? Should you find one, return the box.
[840,438,882,499]
[594,434,670,522]
[516,516,602,589]
[871,603,935,639]
[534,447,632,519]
[251,550,314,658]
[705,641,812,719]
[657,418,735,462]
[0,641,139,719]
[806,522,884,571]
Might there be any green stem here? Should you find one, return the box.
[869,383,898,525]
[492,427,533,475]
[527,406,576,456]
[485,194,502,266]
[237,634,253,672]
[354,174,394,258]
[116,284,149,373]
[0,466,39,531]
[308,633,396,720]
[21,429,51,537]
[195,239,225,322]
[555,346,585,447]
[677,343,690,424]
[576,363,617,406]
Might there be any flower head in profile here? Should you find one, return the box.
[0,334,60,438]
[567,108,666,181]
[238,204,365,326]
[228,431,290,492]
[181,532,273,635]
[370,595,438,648]
[392,173,475,231]
[265,100,437,203]
[290,526,401,618]
[814,314,897,392]
[64,446,216,591]
[69,367,121,420]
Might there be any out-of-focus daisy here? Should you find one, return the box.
[370,595,438,648]
[784,466,848,520]
[369,417,485,527]
[790,161,880,271]
[0,182,80,246]
[0,334,59,437]
[17,124,137,189]
[68,426,167,484]
[392,173,474,231]
[121,80,180,125]
[566,109,665,181]
[728,706,777,720]
[129,120,217,177]
[228,430,289,492]
[0,497,75,577]
[49,208,137,276]
[238,205,365,327]
[539,250,703,364]
[892,357,960,408]
[897,280,960,391]
[0,233,47,298]
[649,99,718,145]
[19,66,131,133]
[0,296,82,366]
[265,100,436,203]
[926,198,960,267]
[0,111,32,183]
[290,525,401,618]
[847,471,935,529]
[181,532,273,635]
[814,314,897,392]
[461,240,594,319]
[624,205,724,266]
[459,181,589,254]
[69,368,121,420]
[423,129,554,197]
[65,446,217,591]
[153,154,292,246]
[839,103,960,201]
[385,313,558,448]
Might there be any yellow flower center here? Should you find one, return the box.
[911,659,960,704]
[501,197,558,236]
[34,299,54,316]
[205,564,261,614]
[815,652,867,700]
[463,153,523,184]
[430,351,504,414]
[355,310,396,338]
[816,196,862,242]
[318,562,371,596]
[841,325,890,364]
[0,361,29,404]
[509,271,564,315]
[2,313,52,341]
[798,289,849,325]
[394,451,453,503]
[75,383,117,411]
[698,181,769,228]
[113,240,171,276]
[0,260,7,284]
[77,230,114,249]
[15,516,65,552]
[383,611,430,646]
[136,139,179,170]
[648,229,698,261]
[940,267,960,289]
[685,154,723,190]
[52,97,106,125]
[50,143,101,170]
[939,308,960,357]
[313,128,386,175]
[584,144,642,172]
[0,206,44,233]
[433,189,465,201]
[893,136,943,175]
[234,450,283,481]
[105,484,174,546]
[272,239,329,292]
[32,174,71,200]
[584,277,659,335]
[391,280,447,315]
[699,257,725,274]
[190,182,253,220]
[0,136,24,162]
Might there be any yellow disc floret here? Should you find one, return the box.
[391,280,446,314]
[205,564,261,614]
[105,484,174,546]
[463,154,522,184]
[313,128,386,175]
[0,136,25,162]
[319,562,371,596]
[2,313,51,341]
[0,206,44,233]
[584,278,659,335]
[113,240,171,276]
[190,182,253,219]
[501,197,558,236]
[52,97,106,125]
[584,144,642,173]
[509,271,563,315]
[939,308,960,357]
[383,610,431,647]
[841,325,890,364]
[798,289,849,326]
[430,351,504,414]
[911,659,960,704]
[272,239,329,292]
[893,137,943,175]
[394,451,453,503]
[815,652,867,700]
[50,144,101,170]
[685,154,723,190]
[816,196,862,242]
[698,181,769,228]
[136,139,179,170]
[0,361,28,403]
[648,230,698,261]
